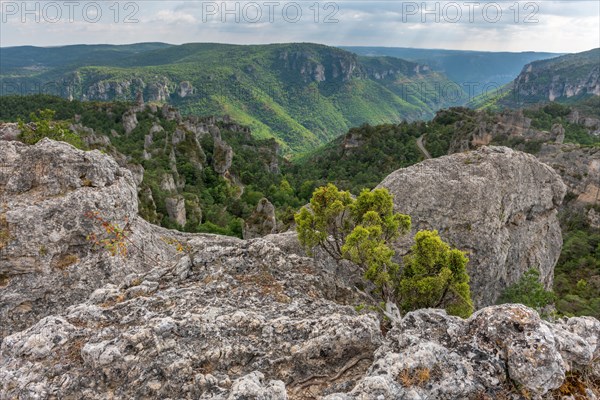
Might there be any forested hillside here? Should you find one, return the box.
[0,43,460,153]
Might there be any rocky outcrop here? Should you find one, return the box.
[122,110,138,135]
[537,143,600,206]
[243,198,277,239]
[441,108,557,154]
[213,138,234,175]
[552,123,565,144]
[178,81,195,97]
[278,49,356,82]
[568,110,600,136]
[160,173,177,192]
[325,305,600,399]
[0,122,21,141]
[378,146,566,307]
[0,139,190,338]
[0,139,599,399]
[0,230,379,399]
[508,48,600,105]
[165,196,187,227]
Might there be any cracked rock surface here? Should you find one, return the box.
[1,140,597,399]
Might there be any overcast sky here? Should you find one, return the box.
[1,1,598,52]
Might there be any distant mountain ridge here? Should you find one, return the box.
[0,42,460,153]
[471,48,600,110]
[341,46,561,97]
[506,48,600,106]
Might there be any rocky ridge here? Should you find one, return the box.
[0,140,598,399]
[505,48,600,106]
[378,146,566,307]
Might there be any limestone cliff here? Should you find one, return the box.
[505,48,600,106]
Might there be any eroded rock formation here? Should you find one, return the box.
[1,140,597,400]
[378,146,566,307]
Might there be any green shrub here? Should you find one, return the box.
[296,184,473,318]
[18,109,86,150]
[400,230,473,318]
[497,268,556,311]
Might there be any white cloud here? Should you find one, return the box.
[152,10,197,24]
[0,0,598,52]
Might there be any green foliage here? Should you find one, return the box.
[1,43,460,154]
[295,185,411,302]
[288,122,426,195]
[342,213,401,301]
[553,209,600,318]
[295,184,355,259]
[17,109,86,149]
[296,185,472,318]
[497,268,556,311]
[400,230,473,318]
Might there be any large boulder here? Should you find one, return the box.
[378,146,566,307]
[0,139,190,338]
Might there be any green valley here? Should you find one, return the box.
[0,43,460,154]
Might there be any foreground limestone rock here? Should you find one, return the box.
[1,140,598,399]
[325,305,600,399]
[0,236,381,399]
[0,139,191,337]
[378,146,566,307]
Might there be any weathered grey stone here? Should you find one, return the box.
[0,122,21,141]
[165,196,187,227]
[326,305,600,399]
[0,139,190,338]
[122,110,138,134]
[213,139,233,175]
[160,173,177,192]
[537,143,600,206]
[243,198,277,239]
[552,123,565,144]
[0,231,380,399]
[378,146,566,307]
[227,372,287,400]
[178,81,195,98]
[127,163,144,187]
[172,128,186,146]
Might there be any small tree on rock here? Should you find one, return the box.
[400,230,473,318]
[18,109,86,150]
[296,184,474,319]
